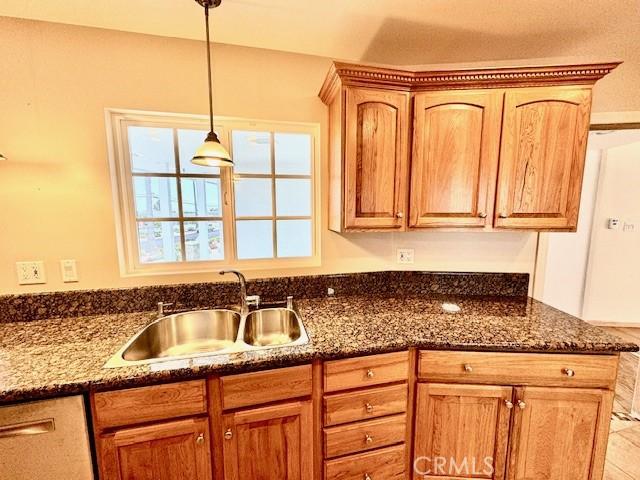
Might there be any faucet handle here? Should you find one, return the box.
[157,302,173,317]
[246,295,261,309]
[286,296,294,310]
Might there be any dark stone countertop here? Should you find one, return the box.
[1,294,637,404]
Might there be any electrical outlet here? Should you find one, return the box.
[397,248,415,264]
[60,259,79,282]
[623,222,635,232]
[16,261,47,285]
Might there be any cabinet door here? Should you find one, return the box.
[409,90,503,228]
[344,87,410,229]
[414,383,513,480]
[495,86,592,230]
[507,387,613,480]
[222,400,313,480]
[99,417,212,480]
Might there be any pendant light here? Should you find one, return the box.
[191,0,233,167]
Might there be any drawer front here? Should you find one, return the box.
[221,364,312,410]
[324,384,407,426]
[324,413,406,458]
[325,444,405,480]
[418,351,619,389]
[324,351,409,393]
[93,380,207,429]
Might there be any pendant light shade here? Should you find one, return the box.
[191,131,233,167]
[192,0,232,168]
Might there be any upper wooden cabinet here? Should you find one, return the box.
[495,87,592,230]
[329,87,410,231]
[319,61,619,232]
[410,90,503,228]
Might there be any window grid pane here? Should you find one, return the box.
[131,126,225,264]
[232,130,313,260]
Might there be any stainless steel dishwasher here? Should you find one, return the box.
[0,395,94,480]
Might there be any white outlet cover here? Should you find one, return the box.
[396,248,415,264]
[16,261,47,285]
[60,259,79,282]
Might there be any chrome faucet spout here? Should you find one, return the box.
[219,269,248,314]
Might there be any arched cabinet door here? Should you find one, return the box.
[495,86,592,230]
[409,91,503,228]
[344,88,410,230]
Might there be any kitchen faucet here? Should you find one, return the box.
[219,270,259,314]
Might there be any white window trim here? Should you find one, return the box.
[105,108,321,277]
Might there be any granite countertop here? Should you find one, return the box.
[1,294,637,404]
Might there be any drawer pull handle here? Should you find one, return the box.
[504,400,514,409]
[463,364,473,373]
[517,400,526,410]
[478,212,487,218]
[196,433,205,445]
[499,212,508,218]
[365,434,374,444]
[224,428,233,440]
[563,368,576,377]
[0,418,55,439]
[366,369,375,378]
[365,402,374,413]
[364,474,372,480]
[396,212,404,218]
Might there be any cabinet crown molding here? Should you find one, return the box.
[319,60,622,103]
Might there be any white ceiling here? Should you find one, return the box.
[1,0,638,66]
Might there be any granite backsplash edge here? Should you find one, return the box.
[0,271,529,322]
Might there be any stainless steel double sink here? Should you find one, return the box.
[104,306,309,368]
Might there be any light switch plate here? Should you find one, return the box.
[60,259,79,282]
[397,248,415,264]
[16,261,47,285]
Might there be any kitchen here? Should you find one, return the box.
[1,1,640,479]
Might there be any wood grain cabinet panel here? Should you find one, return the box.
[324,413,407,458]
[99,417,212,480]
[409,90,503,228]
[495,86,592,230]
[344,88,410,230]
[222,400,313,480]
[413,383,513,480]
[324,351,409,392]
[324,444,406,480]
[507,387,614,480]
[323,383,408,426]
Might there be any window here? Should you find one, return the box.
[107,110,319,275]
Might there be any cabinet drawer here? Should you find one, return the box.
[325,444,405,480]
[324,352,409,393]
[324,383,407,426]
[93,380,207,429]
[221,364,312,410]
[324,413,406,458]
[418,351,619,388]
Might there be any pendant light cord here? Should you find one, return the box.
[205,4,215,134]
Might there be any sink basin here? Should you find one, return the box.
[243,308,302,347]
[119,309,240,362]
[104,305,308,368]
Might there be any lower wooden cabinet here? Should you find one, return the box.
[414,382,614,480]
[414,383,513,480]
[222,400,313,480]
[507,387,613,480]
[98,417,212,480]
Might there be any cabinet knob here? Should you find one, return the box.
[396,212,404,218]
[365,434,374,444]
[499,213,508,219]
[463,364,473,373]
[366,369,375,378]
[563,368,576,377]
[224,428,233,440]
[517,400,526,410]
[365,402,374,413]
[504,400,514,409]
[478,212,488,218]
[364,474,372,480]
[196,433,205,445]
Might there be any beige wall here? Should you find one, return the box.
[1,17,554,294]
